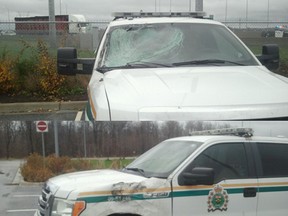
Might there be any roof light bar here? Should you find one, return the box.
[113,12,206,19]
[189,128,254,137]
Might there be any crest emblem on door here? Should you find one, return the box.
[207,184,229,212]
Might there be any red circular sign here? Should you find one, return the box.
[37,121,48,132]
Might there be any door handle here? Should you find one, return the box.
[243,187,257,197]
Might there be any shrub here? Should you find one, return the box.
[21,153,94,182]
[21,153,133,182]
[20,40,67,97]
[21,153,53,182]
[1,38,89,100]
[0,58,17,94]
[70,158,92,171]
[46,154,71,175]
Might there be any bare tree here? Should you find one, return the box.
[2,121,16,159]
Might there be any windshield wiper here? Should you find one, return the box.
[126,61,172,68]
[172,59,245,66]
[125,167,146,177]
[97,61,172,72]
[97,65,135,73]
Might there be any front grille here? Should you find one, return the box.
[36,183,53,216]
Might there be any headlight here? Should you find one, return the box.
[51,198,86,216]
[51,199,74,216]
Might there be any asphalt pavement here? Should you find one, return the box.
[0,160,43,216]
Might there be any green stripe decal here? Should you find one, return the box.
[78,194,169,203]
[259,186,288,193]
[85,101,93,120]
[172,188,243,198]
[77,185,288,204]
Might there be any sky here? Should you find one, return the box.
[0,0,287,22]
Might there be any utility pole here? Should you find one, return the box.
[48,0,57,48]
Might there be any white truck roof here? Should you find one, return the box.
[166,135,288,144]
[109,16,223,27]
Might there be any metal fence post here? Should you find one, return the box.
[54,121,59,157]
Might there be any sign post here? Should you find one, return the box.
[36,121,49,161]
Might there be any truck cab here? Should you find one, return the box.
[35,128,288,216]
[57,12,288,121]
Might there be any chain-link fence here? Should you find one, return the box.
[0,20,287,50]
[0,21,109,51]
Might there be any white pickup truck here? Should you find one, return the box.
[57,12,288,121]
[35,128,288,216]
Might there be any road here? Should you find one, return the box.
[0,160,42,216]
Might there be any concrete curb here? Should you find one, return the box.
[11,168,23,185]
[0,101,87,113]
[12,168,44,186]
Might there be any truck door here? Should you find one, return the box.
[253,142,288,216]
[172,142,258,216]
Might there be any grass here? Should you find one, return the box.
[249,45,288,62]
[0,35,95,59]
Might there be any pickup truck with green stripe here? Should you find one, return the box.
[35,128,288,216]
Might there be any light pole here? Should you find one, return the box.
[246,0,248,21]
[245,0,249,28]
[5,6,10,29]
[170,0,172,12]
[189,0,191,12]
[267,0,270,27]
[48,0,57,48]
[225,0,227,22]
[195,0,203,12]
[60,0,62,15]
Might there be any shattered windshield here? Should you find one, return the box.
[99,23,258,70]
[125,140,202,178]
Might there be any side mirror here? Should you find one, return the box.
[179,167,214,186]
[57,47,95,75]
[257,44,280,70]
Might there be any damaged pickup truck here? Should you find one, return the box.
[57,12,288,120]
[35,128,288,216]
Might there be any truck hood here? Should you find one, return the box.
[48,169,151,200]
[102,66,288,120]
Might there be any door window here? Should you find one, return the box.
[189,143,249,183]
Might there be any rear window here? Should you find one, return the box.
[256,143,288,177]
